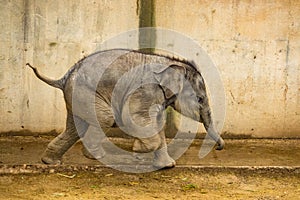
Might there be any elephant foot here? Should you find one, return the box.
[41,150,62,165]
[82,146,96,160]
[153,147,176,169]
[82,145,106,160]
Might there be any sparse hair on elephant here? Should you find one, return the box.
[26,49,224,169]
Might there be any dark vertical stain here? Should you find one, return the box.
[285,39,290,90]
[138,0,156,53]
[22,0,31,130]
[23,0,30,43]
[284,39,289,103]
[282,39,290,131]
[136,0,140,16]
[285,39,290,66]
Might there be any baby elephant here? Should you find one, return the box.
[27,49,224,169]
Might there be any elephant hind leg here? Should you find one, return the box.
[41,114,88,164]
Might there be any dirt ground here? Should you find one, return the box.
[1,168,300,200]
[0,136,300,199]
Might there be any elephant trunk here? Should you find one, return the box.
[200,107,225,150]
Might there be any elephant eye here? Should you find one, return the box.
[196,96,203,103]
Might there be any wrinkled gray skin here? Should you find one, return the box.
[27,49,224,168]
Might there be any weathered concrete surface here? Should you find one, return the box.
[0,0,139,133]
[155,0,300,138]
[0,0,299,138]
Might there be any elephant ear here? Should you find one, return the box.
[153,64,186,98]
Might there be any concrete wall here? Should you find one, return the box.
[155,0,300,138]
[0,0,139,134]
[0,0,299,138]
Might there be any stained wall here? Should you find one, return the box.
[0,0,299,138]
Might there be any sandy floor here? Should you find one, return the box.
[1,168,300,200]
[0,136,299,199]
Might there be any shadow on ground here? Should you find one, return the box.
[0,136,299,167]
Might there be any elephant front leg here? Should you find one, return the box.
[132,130,176,169]
[153,147,176,169]
[153,130,176,169]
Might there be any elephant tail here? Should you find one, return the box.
[26,63,64,90]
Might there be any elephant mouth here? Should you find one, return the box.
[162,94,177,109]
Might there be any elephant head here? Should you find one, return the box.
[153,62,225,150]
